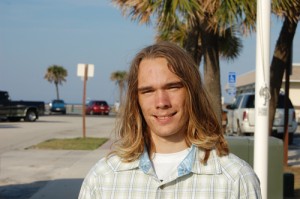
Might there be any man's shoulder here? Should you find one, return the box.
[219,152,250,167]
[87,156,114,176]
[91,154,140,174]
[217,152,257,181]
[195,148,256,179]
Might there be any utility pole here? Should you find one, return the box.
[254,0,271,198]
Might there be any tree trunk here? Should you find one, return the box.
[184,24,203,66]
[269,17,298,134]
[119,82,124,104]
[55,82,60,100]
[201,26,222,125]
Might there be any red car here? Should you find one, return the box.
[85,100,110,115]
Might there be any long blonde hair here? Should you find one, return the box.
[112,41,228,163]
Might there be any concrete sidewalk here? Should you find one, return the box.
[0,115,116,199]
[29,139,113,199]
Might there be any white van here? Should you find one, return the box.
[226,93,297,144]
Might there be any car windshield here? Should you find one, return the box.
[245,95,255,108]
[53,100,64,104]
[277,95,293,108]
[243,94,293,109]
[95,101,107,106]
[88,101,108,106]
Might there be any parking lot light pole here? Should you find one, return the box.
[254,0,271,198]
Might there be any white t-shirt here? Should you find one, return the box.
[152,148,190,181]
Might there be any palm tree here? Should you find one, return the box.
[112,0,255,123]
[110,70,128,104]
[44,65,68,100]
[269,2,300,134]
[112,0,299,126]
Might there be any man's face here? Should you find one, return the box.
[137,58,188,146]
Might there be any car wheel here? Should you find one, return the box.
[25,110,37,122]
[89,110,94,115]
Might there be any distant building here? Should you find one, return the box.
[226,63,300,122]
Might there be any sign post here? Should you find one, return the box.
[77,63,94,138]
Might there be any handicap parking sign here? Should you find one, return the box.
[228,72,236,85]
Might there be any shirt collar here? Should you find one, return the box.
[139,145,222,176]
[108,145,222,176]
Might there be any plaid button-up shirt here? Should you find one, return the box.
[79,145,261,199]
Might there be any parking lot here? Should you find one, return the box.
[0,115,116,199]
[0,115,299,199]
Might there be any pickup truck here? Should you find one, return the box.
[0,90,45,122]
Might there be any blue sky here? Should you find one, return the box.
[0,0,299,104]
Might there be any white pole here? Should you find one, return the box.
[254,0,271,198]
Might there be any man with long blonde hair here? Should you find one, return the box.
[79,42,261,198]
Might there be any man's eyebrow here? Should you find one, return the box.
[137,86,153,92]
[137,81,184,92]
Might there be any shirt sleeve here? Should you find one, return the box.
[78,165,102,199]
[233,164,262,199]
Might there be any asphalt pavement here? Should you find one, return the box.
[0,115,115,199]
[0,115,299,199]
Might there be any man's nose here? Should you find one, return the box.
[155,90,171,109]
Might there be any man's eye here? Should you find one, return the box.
[168,85,182,90]
[167,83,183,90]
[141,89,153,94]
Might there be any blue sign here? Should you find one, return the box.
[228,72,236,84]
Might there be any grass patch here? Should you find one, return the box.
[29,137,109,150]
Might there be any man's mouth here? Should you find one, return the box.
[154,112,176,120]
